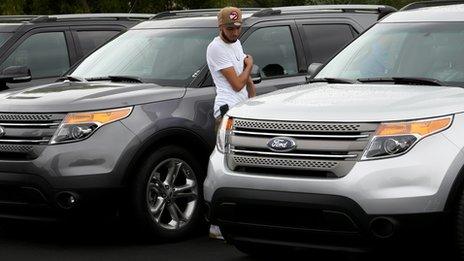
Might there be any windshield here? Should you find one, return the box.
[0,33,12,48]
[71,28,217,86]
[316,22,464,87]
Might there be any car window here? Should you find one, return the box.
[243,26,298,78]
[0,32,69,78]
[0,33,12,48]
[316,22,464,87]
[71,28,217,87]
[302,24,356,64]
[76,30,120,57]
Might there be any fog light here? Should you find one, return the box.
[56,191,80,210]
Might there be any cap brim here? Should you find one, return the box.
[225,22,242,28]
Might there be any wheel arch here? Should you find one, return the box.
[445,163,464,212]
[121,127,214,185]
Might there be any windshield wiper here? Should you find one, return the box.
[86,75,143,83]
[357,77,444,86]
[57,75,85,82]
[308,77,358,84]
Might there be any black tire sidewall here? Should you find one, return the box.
[129,145,205,240]
[456,190,464,259]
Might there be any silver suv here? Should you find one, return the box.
[205,3,464,256]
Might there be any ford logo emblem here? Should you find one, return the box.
[267,137,297,152]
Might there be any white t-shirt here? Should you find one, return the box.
[206,36,248,118]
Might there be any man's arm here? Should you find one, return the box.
[246,76,256,98]
[220,55,254,92]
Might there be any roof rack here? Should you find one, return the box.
[0,15,39,23]
[400,0,464,11]
[151,8,262,19]
[252,5,396,20]
[0,13,154,24]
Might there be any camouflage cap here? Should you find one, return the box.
[217,7,242,27]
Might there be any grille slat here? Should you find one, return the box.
[232,155,339,169]
[0,144,33,153]
[234,119,377,133]
[231,149,357,159]
[232,130,370,139]
[0,114,53,122]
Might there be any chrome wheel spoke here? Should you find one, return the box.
[165,161,182,186]
[173,191,197,201]
[173,183,195,195]
[150,198,166,220]
[172,202,188,222]
[168,204,180,226]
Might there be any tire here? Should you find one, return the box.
[456,189,464,259]
[125,145,205,241]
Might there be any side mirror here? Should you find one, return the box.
[305,63,323,83]
[0,66,32,89]
[251,64,261,84]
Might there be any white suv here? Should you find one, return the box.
[204,3,464,257]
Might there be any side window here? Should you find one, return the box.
[302,24,356,64]
[76,30,120,57]
[0,32,69,78]
[243,26,298,78]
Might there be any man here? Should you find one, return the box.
[206,7,256,239]
[206,6,256,131]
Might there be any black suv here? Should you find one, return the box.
[0,14,153,89]
[0,6,395,240]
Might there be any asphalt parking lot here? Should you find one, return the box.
[0,219,451,261]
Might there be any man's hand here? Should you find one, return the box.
[246,76,256,98]
[244,54,253,68]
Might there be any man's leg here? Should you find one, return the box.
[210,115,224,240]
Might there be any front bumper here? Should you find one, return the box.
[0,121,140,220]
[209,187,445,253]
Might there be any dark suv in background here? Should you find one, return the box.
[0,5,395,240]
[0,14,153,89]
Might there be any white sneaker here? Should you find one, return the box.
[209,224,224,240]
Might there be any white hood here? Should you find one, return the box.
[229,83,464,122]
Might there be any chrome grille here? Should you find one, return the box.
[0,113,66,159]
[227,118,378,178]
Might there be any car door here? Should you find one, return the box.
[296,19,361,66]
[240,20,308,95]
[0,26,74,90]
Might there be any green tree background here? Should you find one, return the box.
[0,0,422,15]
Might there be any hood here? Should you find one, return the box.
[229,83,464,122]
[0,81,185,113]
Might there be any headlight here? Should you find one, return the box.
[50,107,133,144]
[362,115,452,160]
[216,116,234,153]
